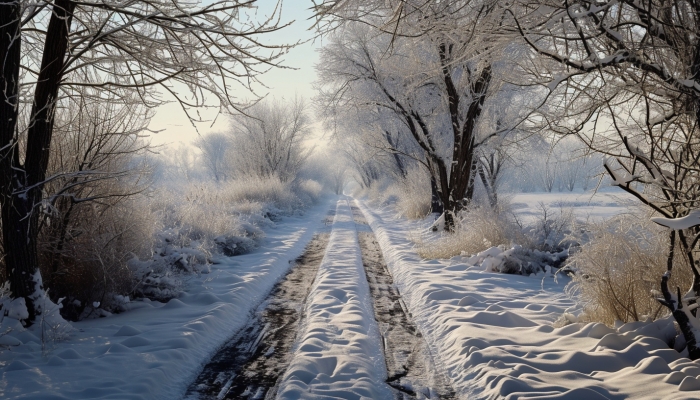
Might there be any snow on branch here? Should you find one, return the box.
[603,157,637,186]
[651,210,700,230]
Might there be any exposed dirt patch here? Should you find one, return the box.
[184,233,330,400]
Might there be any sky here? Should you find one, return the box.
[147,0,322,148]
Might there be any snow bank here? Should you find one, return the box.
[278,198,393,399]
[0,198,332,400]
[358,199,699,399]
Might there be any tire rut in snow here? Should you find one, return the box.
[352,205,455,400]
[184,232,330,400]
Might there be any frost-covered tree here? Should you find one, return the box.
[513,0,700,358]
[0,0,289,324]
[169,144,198,184]
[227,97,312,182]
[317,7,522,228]
[196,133,231,183]
[314,0,551,228]
[477,145,509,207]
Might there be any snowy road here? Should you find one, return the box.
[185,198,450,399]
[352,203,454,399]
[184,233,331,399]
[0,199,334,400]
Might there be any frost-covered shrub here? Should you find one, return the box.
[224,176,300,215]
[392,168,432,219]
[128,248,188,303]
[417,202,525,259]
[461,245,567,275]
[38,196,156,321]
[294,179,324,207]
[364,168,432,219]
[566,214,693,326]
[415,199,578,275]
[144,183,267,274]
[364,178,392,204]
[520,202,578,253]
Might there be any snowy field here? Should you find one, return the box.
[508,189,637,224]
[359,199,700,399]
[0,199,333,400]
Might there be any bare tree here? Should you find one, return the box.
[196,133,231,183]
[227,97,312,182]
[0,0,289,323]
[477,146,509,207]
[538,153,558,193]
[512,0,700,358]
[169,144,198,184]
[339,132,387,189]
[317,11,516,229]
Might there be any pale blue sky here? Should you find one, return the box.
[148,0,321,146]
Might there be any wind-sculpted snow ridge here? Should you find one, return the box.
[277,198,394,399]
[358,199,700,399]
[0,198,333,400]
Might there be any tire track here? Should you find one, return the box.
[352,204,455,400]
[184,231,331,400]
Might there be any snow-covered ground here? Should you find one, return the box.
[509,189,636,223]
[3,191,699,399]
[0,198,333,400]
[358,199,700,399]
[278,198,393,399]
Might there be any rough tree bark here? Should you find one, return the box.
[0,0,75,324]
[438,42,493,229]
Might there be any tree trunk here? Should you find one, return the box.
[0,1,36,317]
[2,0,75,324]
[430,176,443,214]
[384,130,407,177]
[448,65,491,211]
[437,44,492,229]
[477,164,496,208]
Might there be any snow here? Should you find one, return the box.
[509,190,636,223]
[2,190,697,399]
[652,210,700,230]
[277,198,393,399]
[0,197,333,400]
[358,199,700,399]
[605,157,639,186]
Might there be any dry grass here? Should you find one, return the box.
[366,167,432,219]
[416,203,526,259]
[394,168,432,219]
[39,195,157,319]
[567,213,693,326]
[152,176,324,253]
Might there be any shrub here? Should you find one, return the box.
[39,195,157,320]
[364,167,432,219]
[519,202,577,253]
[566,213,693,326]
[416,202,525,259]
[294,179,324,207]
[392,167,432,219]
[414,198,579,275]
